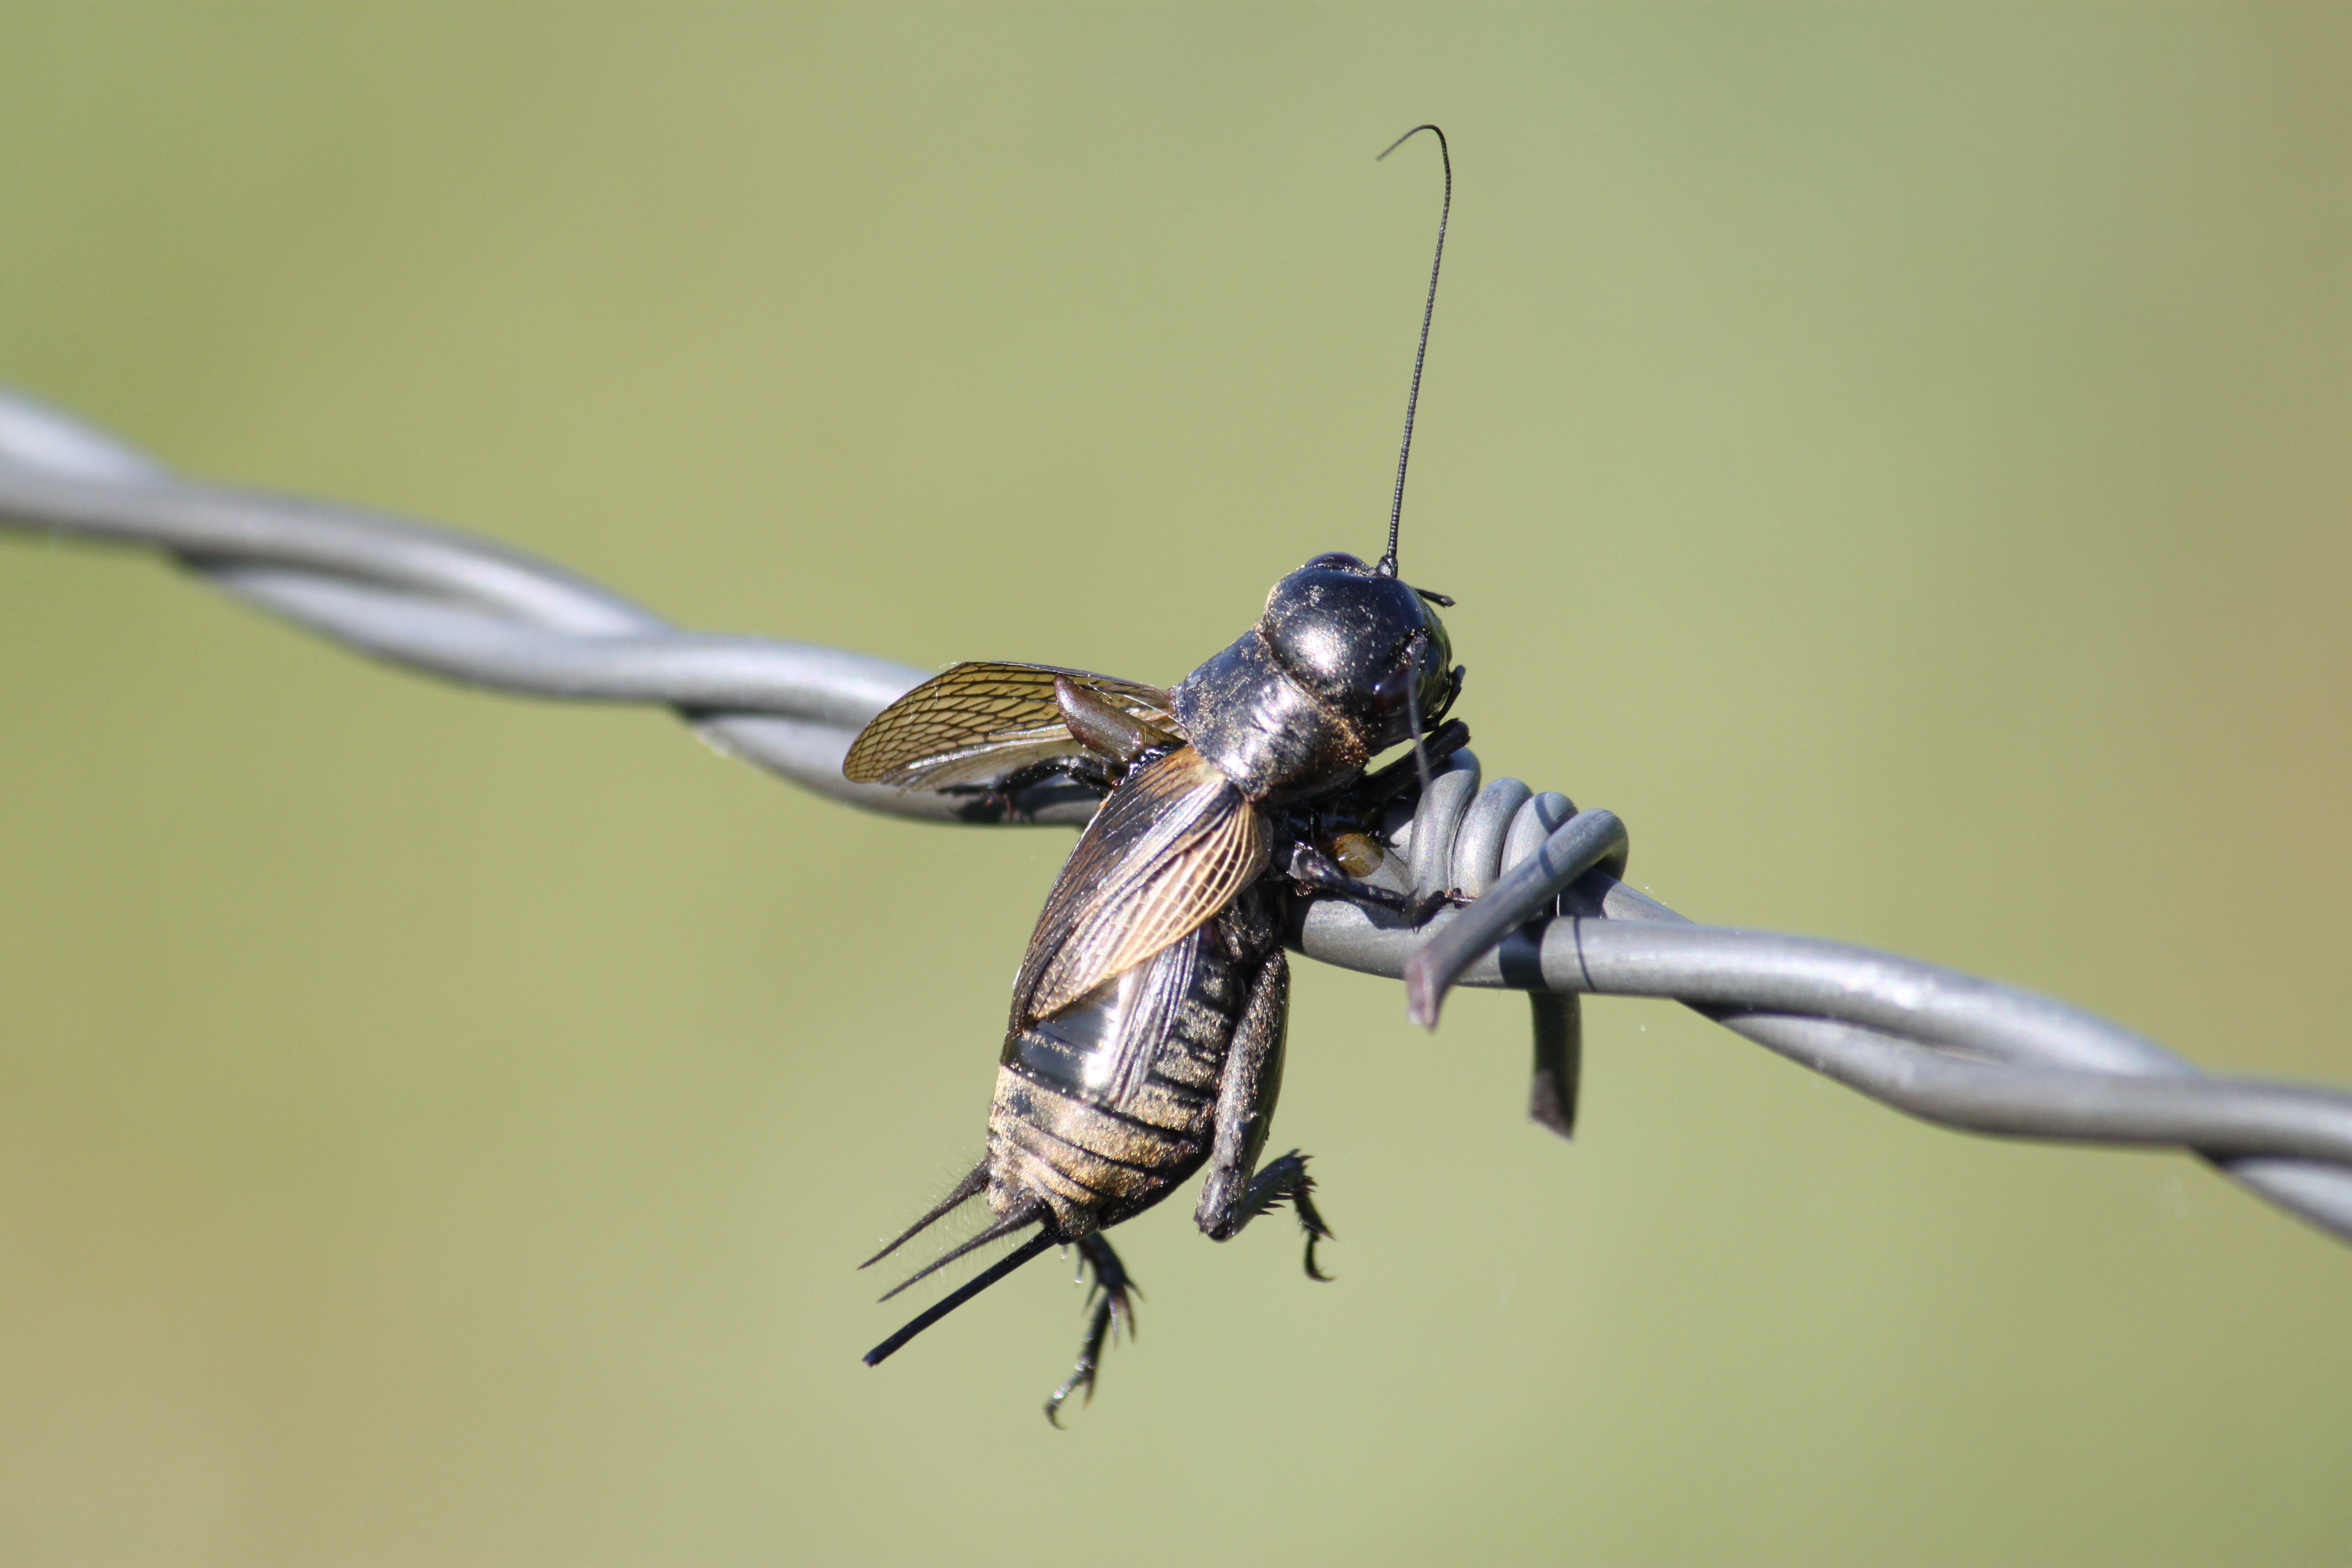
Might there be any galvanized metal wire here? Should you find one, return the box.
[6,384,2351,1244]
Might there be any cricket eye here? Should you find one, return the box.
[1371,663,1413,712]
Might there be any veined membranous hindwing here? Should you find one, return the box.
[845,555,1458,1421]
[845,124,1474,1421]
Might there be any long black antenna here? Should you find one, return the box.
[1375,123,1451,580]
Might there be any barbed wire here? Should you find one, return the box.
[5,384,2350,1245]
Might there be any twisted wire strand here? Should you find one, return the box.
[5,385,2350,1242]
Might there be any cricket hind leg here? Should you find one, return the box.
[1192,945,1333,1278]
[1193,944,1331,1280]
[1043,1233,1139,1427]
[1216,1149,1335,1281]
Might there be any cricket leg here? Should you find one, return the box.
[1218,1149,1334,1281]
[1194,946,1289,1239]
[1193,949,1333,1278]
[1279,840,1460,924]
[1043,1232,1137,1427]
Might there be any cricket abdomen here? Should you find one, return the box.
[989,888,1280,1236]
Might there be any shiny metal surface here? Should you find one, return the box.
[8,381,2351,1243]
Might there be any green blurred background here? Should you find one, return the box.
[1,5,2348,1564]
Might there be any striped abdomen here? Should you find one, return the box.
[988,887,1279,1236]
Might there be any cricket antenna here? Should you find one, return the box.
[1375,123,1451,580]
[1403,628,1436,806]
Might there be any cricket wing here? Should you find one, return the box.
[841,662,1178,791]
[1007,928,1202,1113]
[1014,745,1267,1024]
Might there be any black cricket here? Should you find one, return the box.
[843,126,1533,1421]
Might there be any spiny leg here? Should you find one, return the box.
[955,755,1117,821]
[1277,841,1460,925]
[1044,1233,1137,1427]
[1193,949,1332,1280]
[1230,1150,1336,1281]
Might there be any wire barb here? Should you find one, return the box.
[6,381,2352,1248]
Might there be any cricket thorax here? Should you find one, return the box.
[1171,631,1369,800]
